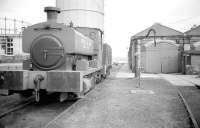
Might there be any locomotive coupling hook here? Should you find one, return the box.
[34,75,44,102]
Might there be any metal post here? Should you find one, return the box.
[135,39,141,78]
[182,37,186,74]
[135,40,138,77]
[14,19,16,34]
[4,17,6,36]
[21,20,24,28]
[4,17,7,54]
[21,20,24,34]
[138,66,141,88]
[131,42,134,72]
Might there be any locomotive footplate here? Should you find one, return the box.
[0,67,103,95]
[0,70,83,92]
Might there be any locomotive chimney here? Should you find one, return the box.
[44,7,61,23]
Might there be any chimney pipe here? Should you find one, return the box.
[44,7,60,23]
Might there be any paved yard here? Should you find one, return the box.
[45,64,191,128]
[160,73,200,127]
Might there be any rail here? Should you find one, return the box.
[177,90,199,128]
[0,96,35,118]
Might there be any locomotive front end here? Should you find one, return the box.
[0,7,96,101]
[0,1,111,102]
[30,34,65,70]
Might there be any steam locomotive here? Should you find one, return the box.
[0,7,112,102]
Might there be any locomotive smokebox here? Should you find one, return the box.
[44,7,61,23]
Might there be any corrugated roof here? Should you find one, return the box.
[132,23,183,39]
[185,25,200,36]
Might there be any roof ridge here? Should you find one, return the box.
[132,23,183,39]
[185,25,200,34]
[158,23,183,34]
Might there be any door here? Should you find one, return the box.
[145,42,178,73]
[145,49,161,73]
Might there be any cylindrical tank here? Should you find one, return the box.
[56,0,104,31]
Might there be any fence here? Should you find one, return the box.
[0,17,31,35]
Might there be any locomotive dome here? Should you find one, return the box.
[30,35,65,70]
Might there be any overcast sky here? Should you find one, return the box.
[0,0,200,60]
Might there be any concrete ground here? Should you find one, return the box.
[163,74,200,86]
[160,73,200,127]
[45,64,191,128]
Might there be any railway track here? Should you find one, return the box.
[177,90,199,128]
[0,92,61,119]
[0,93,77,128]
[0,96,36,118]
[160,75,200,128]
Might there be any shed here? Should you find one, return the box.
[182,25,200,74]
[182,51,200,74]
[129,23,183,73]
[185,25,200,44]
[141,40,179,73]
[183,41,200,74]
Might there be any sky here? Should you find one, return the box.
[1,0,200,60]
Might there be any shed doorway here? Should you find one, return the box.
[142,40,179,73]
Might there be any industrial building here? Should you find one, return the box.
[129,23,184,74]
[0,34,22,55]
[140,40,179,73]
[0,18,29,56]
[182,26,200,74]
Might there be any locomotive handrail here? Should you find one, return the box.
[68,52,98,56]
[34,27,62,31]
[41,47,64,50]
[83,66,103,76]
[61,9,104,15]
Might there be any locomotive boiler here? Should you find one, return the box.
[0,6,112,102]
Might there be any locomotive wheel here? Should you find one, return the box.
[95,74,101,84]
[101,74,106,80]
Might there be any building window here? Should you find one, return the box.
[7,48,13,55]
[6,37,14,55]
